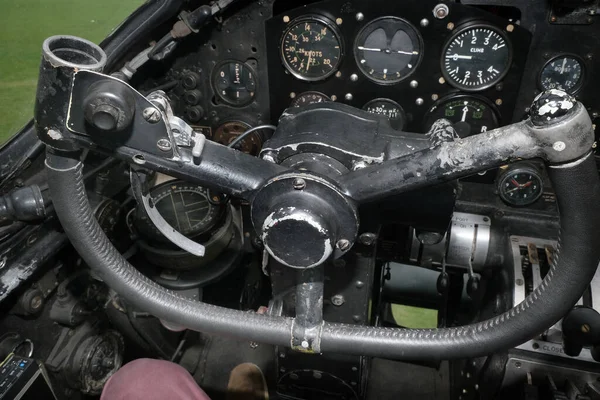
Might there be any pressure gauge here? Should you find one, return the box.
[423,95,499,137]
[539,55,584,94]
[290,91,331,107]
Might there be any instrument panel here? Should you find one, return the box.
[154,0,600,202]
[265,0,531,134]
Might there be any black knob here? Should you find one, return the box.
[184,89,202,105]
[530,89,577,127]
[186,106,204,122]
[83,80,136,132]
[182,72,201,90]
[562,306,600,357]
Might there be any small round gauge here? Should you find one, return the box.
[281,16,343,81]
[291,91,331,107]
[354,17,423,84]
[213,121,264,155]
[423,95,499,137]
[212,61,257,106]
[497,165,544,206]
[134,181,224,242]
[362,98,406,130]
[442,25,512,91]
[539,55,584,94]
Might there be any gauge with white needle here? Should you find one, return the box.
[423,95,500,138]
[354,17,423,84]
[539,55,584,94]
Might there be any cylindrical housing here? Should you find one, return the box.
[35,36,107,150]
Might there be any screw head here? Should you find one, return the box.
[350,73,359,82]
[337,239,351,250]
[345,93,354,101]
[356,12,364,21]
[331,294,345,306]
[293,178,306,190]
[415,98,424,106]
[157,138,172,151]
[410,80,419,88]
[355,280,365,289]
[420,18,430,27]
[358,232,377,246]
[143,107,161,123]
[301,340,309,349]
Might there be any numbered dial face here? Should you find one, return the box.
[424,96,499,138]
[539,56,584,93]
[290,91,331,107]
[354,17,422,84]
[281,17,342,81]
[212,61,257,106]
[498,167,544,206]
[442,25,511,91]
[363,98,406,130]
[134,181,223,242]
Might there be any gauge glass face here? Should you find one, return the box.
[362,98,406,130]
[354,17,422,84]
[212,61,257,106]
[442,26,511,91]
[499,168,543,206]
[135,182,222,241]
[539,56,584,93]
[290,91,331,107]
[424,96,499,137]
[281,17,342,81]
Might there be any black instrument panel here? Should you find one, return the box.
[265,0,532,133]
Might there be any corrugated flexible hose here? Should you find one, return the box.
[46,150,600,360]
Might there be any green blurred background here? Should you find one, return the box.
[0,0,142,144]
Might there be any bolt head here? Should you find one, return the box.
[420,18,430,27]
[345,93,354,101]
[356,12,364,21]
[293,178,306,190]
[410,80,419,88]
[336,239,351,251]
[331,294,345,306]
[157,138,172,151]
[143,107,161,123]
[358,232,377,246]
[415,98,424,106]
[434,3,449,19]
[350,73,359,82]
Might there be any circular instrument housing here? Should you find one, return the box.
[290,91,331,107]
[441,24,512,91]
[354,17,423,84]
[497,164,544,207]
[212,60,258,106]
[539,54,585,94]
[362,98,407,130]
[423,94,499,137]
[281,16,343,81]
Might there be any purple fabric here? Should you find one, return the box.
[101,358,211,400]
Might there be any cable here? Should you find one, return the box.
[227,125,277,149]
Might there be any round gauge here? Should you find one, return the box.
[539,55,584,94]
[498,165,544,206]
[354,17,423,84]
[362,98,407,130]
[213,121,264,155]
[212,61,257,106]
[281,16,342,81]
[134,181,224,242]
[291,91,331,107]
[442,25,512,91]
[423,95,499,138]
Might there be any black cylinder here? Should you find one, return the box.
[35,36,107,150]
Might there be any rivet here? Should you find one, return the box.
[410,80,419,88]
[356,12,364,22]
[345,93,354,101]
[420,18,430,27]
[416,98,424,106]
[350,74,359,82]
[283,16,290,23]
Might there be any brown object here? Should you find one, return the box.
[226,363,269,400]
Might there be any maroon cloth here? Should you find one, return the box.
[101,358,211,400]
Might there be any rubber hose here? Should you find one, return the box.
[46,150,600,360]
